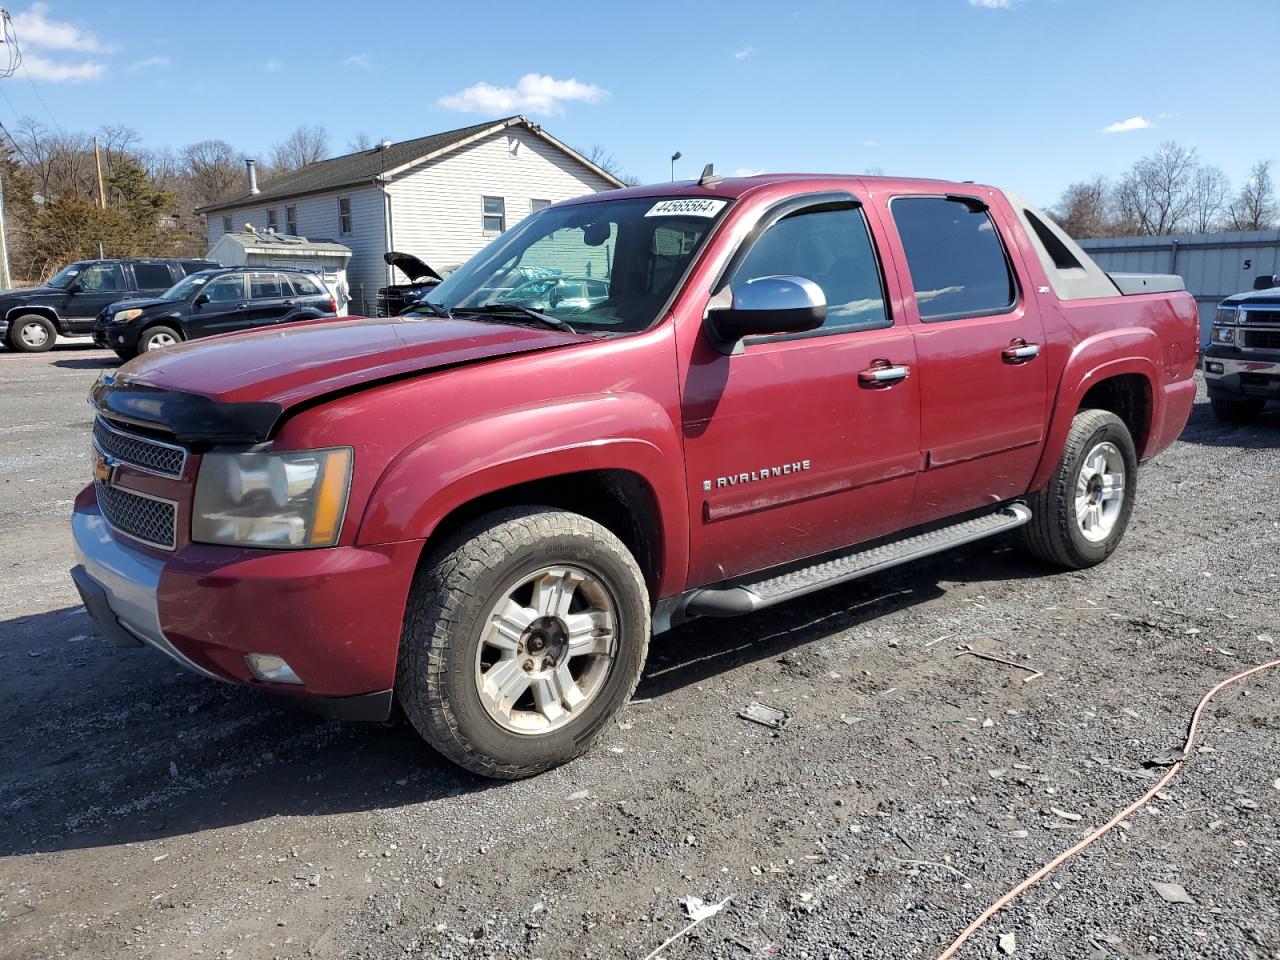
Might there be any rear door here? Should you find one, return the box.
[130,262,178,300]
[680,194,921,585]
[884,193,1048,525]
[242,272,296,327]
[63,263,127,330]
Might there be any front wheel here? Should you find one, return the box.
[8,314,57,353]
[396,507,650,779]
[138,325,181,354]
[1023,409,1137,569]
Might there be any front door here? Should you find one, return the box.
[192,273,251,338]
[884,194,1049,525]
[63,263,127,332]
[680,196,922,587]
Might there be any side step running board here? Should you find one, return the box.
[684,503,1032,618]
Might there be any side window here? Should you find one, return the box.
[222,216,232,234]
[338,197,352,234]
[133,263,174,288]
[891,197,1017,321]
[266,208,278,231]
[285,205,297,235]
[205,275,245,303]
[77,264,126,292]
[530,198,551,214]
[250,273,287,299]
[180,261,211,276]
[482,196,505,233]
[728,205,890,334]
[290,274,325,296]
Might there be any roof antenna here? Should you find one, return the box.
[698,163,722,188]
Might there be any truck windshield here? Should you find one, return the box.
[423,196,729,334]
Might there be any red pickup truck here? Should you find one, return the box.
[72,174,1199,778]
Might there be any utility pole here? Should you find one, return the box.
[93,135,106,209]
[0,170,10,290]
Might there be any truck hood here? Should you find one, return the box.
[106,297,172,315]
[384,251,442,283]
[0,284,58,301]
[91,314,597,444]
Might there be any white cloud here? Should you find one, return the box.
[128,55,169,71]
[733,167,765,177]
[1102,115,1154,134]
[438,73,607,117]
[10,3,111,52]
[734,46,754,60]
[342,54,370,69]
[22,51,103,82]
[862,139,881,148]
[969,0,1016,7]
[265,58,283,73]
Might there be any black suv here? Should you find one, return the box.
[94,265,337,359]
[0,258,216,352]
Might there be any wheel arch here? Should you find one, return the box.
[138,317,186,342]
[6,305,60,330]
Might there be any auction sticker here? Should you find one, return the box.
[645,198,728,218]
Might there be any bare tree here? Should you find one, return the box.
[1188,164,1231,233]
[1114,141,1200,235]
[1227,160,1278,232]
[271,125,329,172]
[579,143,640,187]
[182,139,244,205]
[1052,177,1115,239]
[347,131,373,153]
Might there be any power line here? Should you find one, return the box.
[19,60,61,134]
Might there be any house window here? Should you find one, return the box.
[222,215,232,234]
[286,205,297,235]
[338,197,352,235]
[483,196,505,233]
[266,208,278,231]
[530,198,551,214]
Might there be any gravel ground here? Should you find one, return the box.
[0,344,1277,960]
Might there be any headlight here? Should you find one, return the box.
[113,308,143,323]
[1210,325,1236,345]
[192,447,352,548]
[1214,305,1238,324]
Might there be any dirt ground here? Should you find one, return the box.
[0,344,1277,960]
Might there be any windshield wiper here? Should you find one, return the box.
[454,304,575,333]
[412,300,454,319]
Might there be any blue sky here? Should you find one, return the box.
[0,0,1273,205]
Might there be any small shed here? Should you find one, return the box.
[208,228,354,314]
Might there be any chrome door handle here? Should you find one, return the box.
[235,303,249,310]
[1002,340,1040,363]
[858,363,910,386]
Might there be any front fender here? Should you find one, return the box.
[1029,328,1163,492]
[356,392,689,597]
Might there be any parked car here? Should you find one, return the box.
[1203,279,1280,422]
[0,258,217,352]
[505,275,610,314]
[93,266,338,359]
[376,252,443,316]
[71,175,1199,780]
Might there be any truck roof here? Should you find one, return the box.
[563,173,992,205]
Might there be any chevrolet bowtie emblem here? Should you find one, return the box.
[93,453,117,485]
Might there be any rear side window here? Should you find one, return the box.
[250,273,287,299]
[133,263,174,288]
[289,274,325,296]
[728,205,890,334]
[891,197,1016,321]
[180,261,212,276]
[205,274,246,303]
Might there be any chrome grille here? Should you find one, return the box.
[93,418,187,478]
[1243,328,1280,351]
[96,482,177,550]
[1240,307,1280,324]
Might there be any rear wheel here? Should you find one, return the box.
[1210,395,1265,424]
[1023,409,1137,569]
[138,325,181,354]
[396,506,650,779]
[8,314,56,353]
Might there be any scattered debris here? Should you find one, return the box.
[1151,881,1196,905]
[1050,807,1082,822]
[678,895,725,922]
[566,789,590,802]
[954,647,1044,683]
[1235,797,1258,811]
[1273,778,1280,792]
[643,896,731,960]
[988,768,1007,779]
[998,931,1017,954]
[433,876,445,889]
[738,702,790,730]
[168,761,179,778]
[151,853,168,863]
[893,857,968,880]
[1144,746,1186,768]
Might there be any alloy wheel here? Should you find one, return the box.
[1075,441,1125,543]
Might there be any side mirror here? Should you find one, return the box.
[1253,274,1279,291]
[66,282,82,294]
[705,275,826,350]
[193,293,210,307]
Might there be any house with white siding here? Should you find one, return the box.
[196,116,623,314]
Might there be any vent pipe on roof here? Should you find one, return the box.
[375,139,392,151]
[246,159,260,195]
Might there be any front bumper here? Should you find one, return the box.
[71,497,417,720]
[1203,350,1280,400]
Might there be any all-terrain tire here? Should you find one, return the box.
[1023,409,1137,569]
[1210,396,1265,424]
[8,314,57,352]
[396,506,650,780]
